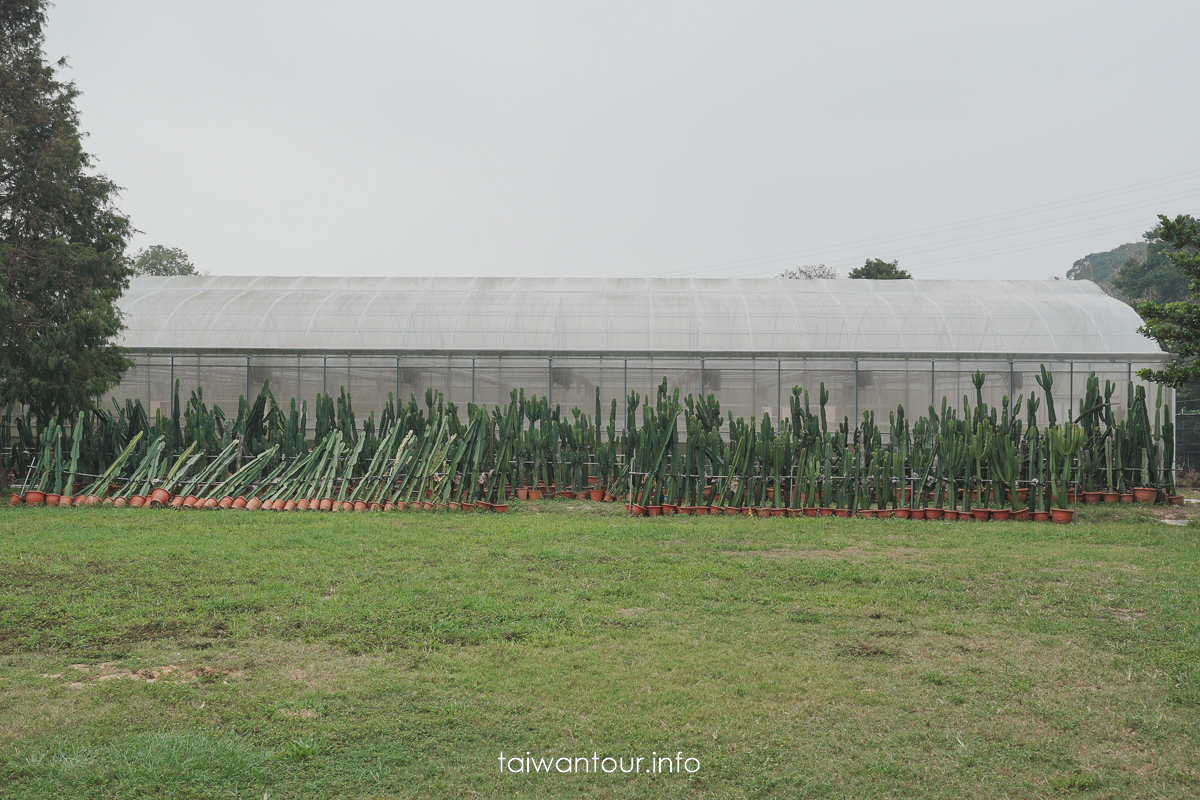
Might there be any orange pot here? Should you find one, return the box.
[150,488,172,506]
[296,499,310,511]
[218,496,235,509]
[45,493,60,506]
[203,498,219,509]
[492,503,509,513]
[113,497,127,508]
[319,498,333,511]
[1051,508,1074,524]
[170,495,185,508]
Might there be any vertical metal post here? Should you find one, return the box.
[1172,385,1178,486]
[930,360,935,407]
[322,355,327,396]
[245,355,251,400]
[623,359,628,433]
[395,356,400,401]
[1009,360,1014,400]
[700,358,705,396]
[1069,361,1074,417]
[169,355,175,416]
[471,357,476,405]
[548,357,553,405]
[777,359,782,422]
[854,359,859,422]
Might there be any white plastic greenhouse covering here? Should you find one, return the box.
[118,276,1161,357]
[110,276,1168,430]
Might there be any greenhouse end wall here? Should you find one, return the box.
[107,352,1165,435]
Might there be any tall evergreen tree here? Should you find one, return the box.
[1135,214,1200,387]
[0,0,132,424]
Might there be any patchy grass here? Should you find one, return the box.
[0,500,1198,798]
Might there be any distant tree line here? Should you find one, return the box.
[779,258,911,280]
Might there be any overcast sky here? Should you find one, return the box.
[44,0,1200,280]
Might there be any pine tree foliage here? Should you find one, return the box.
[0,0,133,423]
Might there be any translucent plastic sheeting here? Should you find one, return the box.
[117,276,1166,358]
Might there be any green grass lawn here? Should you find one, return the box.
[1,501,1198,799]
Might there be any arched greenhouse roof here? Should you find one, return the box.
[116,276,1166,360]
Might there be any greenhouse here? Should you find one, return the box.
[111,275,1169,427]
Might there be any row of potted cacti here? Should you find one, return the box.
[6,368,1181,522]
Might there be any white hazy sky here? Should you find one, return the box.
[45,0,1200,280]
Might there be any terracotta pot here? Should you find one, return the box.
[694,506,709,516]
[296,498,310,511]
[1131,487,1157,503]
[516,487,529,500]
[102,498,114,506]
[911,508,927,520]
[992,508,1012,521]
[1033,510,1051,521]
[528,489,543,501]
[395,501,408,511]
[369,502,383,511]
[630,503,647,516]
[170,495,185,508]
[420,502,432,511]
[319,498,333,511]
[876,508,893,519]
[183,495,198,508]
[753,507,770,518]
[203,498,219,509]
[9,492,21,507]
[771,507,785,517]
[858,509,875,519]
[382,501,395,511]
[1013,507,1031,522]
[1169,494,1185,506]
[893,507,910,519]
[1120,492,1135,503]
[560,491,575,500]
[1051,508,1074,524]
[150,488,172,506]
[588,488,604,501]
[661,503,677,515]
[604,492,615,502]
[217,496,235,509]
[57,494,73,507]
[804,508,818,517]
[786,508,803,518]
[742,506,754,517]
[243,497,260,511]
[113,497,127,508]
[1102,492,1120,503]
[1082,491,1103,505]
[833,508,850,517]
[972,508,991,522]
[354,501,368,512]
[448,501,462,511]
[647,505,662,516]
[45,493,61,507]
[492,503,509,513]
[925,507,944,520]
